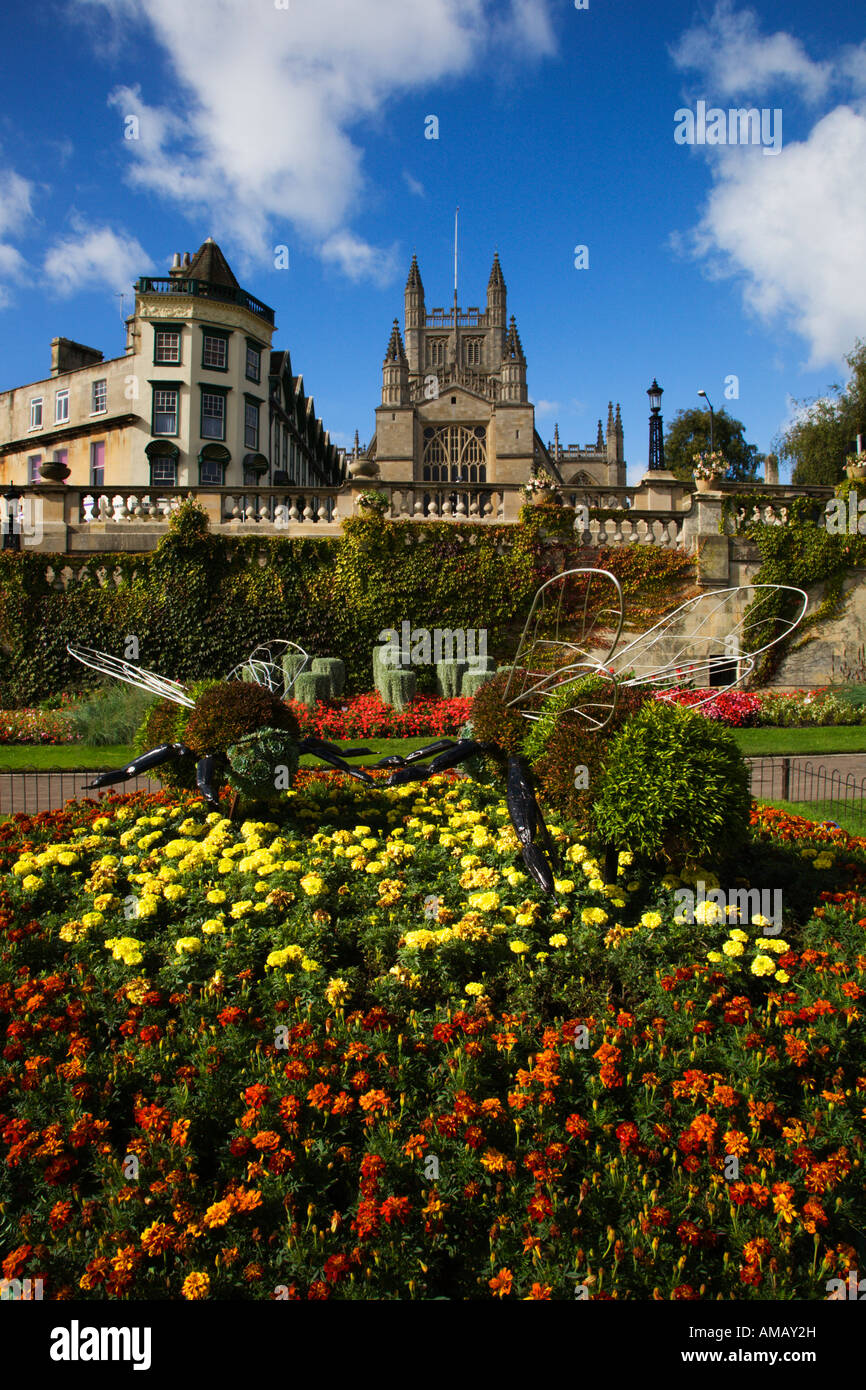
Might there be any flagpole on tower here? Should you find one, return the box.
[453,205,459,321]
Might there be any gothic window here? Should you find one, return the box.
[426,337,446,367]
[464,338,482,367]
[421,424,487,484]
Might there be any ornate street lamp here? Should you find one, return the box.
[697,388,715,453]
[2,481,22,552]
[647,379,665,470]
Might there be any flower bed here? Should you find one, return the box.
[654,687,864,728]
[0,777,863,1301]
[0,708,79,745]
[286,692,472,740]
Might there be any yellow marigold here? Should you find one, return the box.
[230,901,254,919]
[694,901,725,925]
[706,951,723,962]
[722,939,745,957]
[297,872,325,895]
[21,875,43,892]
[325,977,351,1007]
[464,982,485,996]
[640,911,662,929]
[468,891,500,913]
[775,970,790,983]
[174,937,201,955]
[729,928,748,942]
[581,907,608,926]
[300,957,320,972]
[201,919,226,935]
[509,940,529,955]
[92,893,120,911]
[762,938,789,954]
[750,954,776,977]
[565,843,588,864]
[553,879,575,894]
[181,1272,210,1300]
[163,883,186,902]
[548,933,568,948]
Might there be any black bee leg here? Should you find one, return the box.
[297,736,375,784]
[195,755,223,812]
[83,742,190,790]
[385,739,497,786]
[505,755,557,896]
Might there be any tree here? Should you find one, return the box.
[663,407,762,483]
[776,340,866,487]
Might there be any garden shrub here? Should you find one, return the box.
[381,668,417,711]
[67,682,158,747]
[436,660,467,698]
[530,681,650,829]
[311,657,346,698]
[468,669,537,761]
[592,699,751,864]
[461,670,495,698]
[225,726,300,798]
[133,698,198,792]
[293,672,330,708]
[183,681,299,757]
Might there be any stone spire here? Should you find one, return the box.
[596,419,604,449]
[486,251,506,330]
[382,319,409,405]
[553,423,561,459]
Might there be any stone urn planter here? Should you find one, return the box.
[38,460,70,483]
[694,477,717,493]
[846,464,866,482]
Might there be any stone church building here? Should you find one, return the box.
[365,253,625,491]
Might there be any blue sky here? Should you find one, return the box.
[1,0,864,481]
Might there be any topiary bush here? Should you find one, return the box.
[133,698,198,792]
[530,680,650,830]
[592,699,751,865]
[293,672,331,708]
[436,660,467,698]
[226,726,300,799]
[461,669,495,699]
[381,668,417,711]
[312,657,346,698]
[183,681,299,757]
[468,669,538,761]
[282,652,308,693]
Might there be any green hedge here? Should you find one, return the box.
[0,499,697,706]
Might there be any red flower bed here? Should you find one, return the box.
[653,688,761,727]
[286,692,472,740]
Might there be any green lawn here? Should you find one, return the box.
[0,736,441,773]
[733,726,866,755]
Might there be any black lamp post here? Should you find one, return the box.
[697,388,715,453]
[2,482,22,551]
[647,379,665,470]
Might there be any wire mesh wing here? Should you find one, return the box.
[66,645,195,708]
[226,640,310,702]
[503,568,624,729]
[609,584,808,704]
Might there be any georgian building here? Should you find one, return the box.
[0,239,344,493]
[365,252,625,490]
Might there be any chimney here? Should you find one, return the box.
[50,337,104,377]
[169,252,183,278]
[182,251,191,269]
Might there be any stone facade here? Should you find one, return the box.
[368,254,625,490]
[0,240,344,494]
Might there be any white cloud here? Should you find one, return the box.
[534,399,559,416]
[42,216,155,298]
[403,171,425,198]
[77,0,555,281]
[680,106,866,368]
[320,230,399,287]
[0,166,35,308]
[670,4,866,369]
[670,0,832,102]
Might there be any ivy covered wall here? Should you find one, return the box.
[0,501,697,706]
